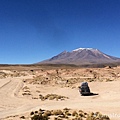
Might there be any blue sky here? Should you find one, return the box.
[0,0,120,64]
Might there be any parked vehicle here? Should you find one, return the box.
[79,82,91,95]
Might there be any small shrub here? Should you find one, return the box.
[53,110,63,116]
[72,111,78,116]
[22,92,31,96]
[43,110,52,116]
[79,112,84,117]
[31,115,39,120]
[20,116,25,119]
[30,111,34,115]
[39,94,45,100]
[86,115,95,120]
[35,111,38,114]
[31,114,49,120]
[49,96,55,100]
[54,117,57,120]
[39,108,45,112]
[63,108,70,113]
[101,115,110,120]
[65,112,71,116]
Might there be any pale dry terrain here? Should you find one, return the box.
[0,66,120,120]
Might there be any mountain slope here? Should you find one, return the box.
[39,48,120,65]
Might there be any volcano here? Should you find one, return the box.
[39,48,120,65]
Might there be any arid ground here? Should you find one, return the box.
[0,65,120,120]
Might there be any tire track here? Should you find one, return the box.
[0,79,11,89]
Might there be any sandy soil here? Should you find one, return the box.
[0,67,120,120]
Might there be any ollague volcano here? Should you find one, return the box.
[39,48,120,65]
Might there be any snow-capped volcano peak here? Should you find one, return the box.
[73,48,97,51]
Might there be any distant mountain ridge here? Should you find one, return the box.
[39,48,120,65]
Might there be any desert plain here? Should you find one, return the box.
[0,65,120,120]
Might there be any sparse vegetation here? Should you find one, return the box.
[29,108,110,120]
[1,65,119,120]
[38,94,69,101]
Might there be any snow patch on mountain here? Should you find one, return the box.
[73,48,97,51]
